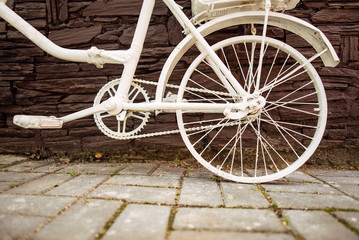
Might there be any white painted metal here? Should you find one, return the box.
[191,0,300,24]
[61,97,121,123]
[113,0,156,104]
[0,3,131,68]
[0,0,338,182]
[255,0,271,92]
[13,115,63,129]
[155,11,339,103]
[164,0,248,96]
[176,35,327,183]
[94,79,151,139]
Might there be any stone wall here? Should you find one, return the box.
[0,0,358,157]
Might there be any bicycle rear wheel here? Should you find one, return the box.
[176,36,327,183]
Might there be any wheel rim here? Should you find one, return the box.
[176,36,327,183]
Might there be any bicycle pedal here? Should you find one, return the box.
[13,115,63,129]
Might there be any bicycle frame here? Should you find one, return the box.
[0,0,254,123]
[1,0,343,183]
[1,0,339,130]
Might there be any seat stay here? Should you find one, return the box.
[163,0,248,97]
[155,10,340,104]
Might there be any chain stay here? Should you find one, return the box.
[111,79,240,140]
[116,119,240,140]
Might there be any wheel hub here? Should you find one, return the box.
[224,94,266,120]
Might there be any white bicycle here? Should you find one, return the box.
[0,0,339,183]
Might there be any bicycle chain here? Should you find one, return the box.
[110,79,239,140]
[116,119,240,140]
[133,79,234,97]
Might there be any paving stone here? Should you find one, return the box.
[169,231,296,240]
[7,174,72,194]
[284,171,322,183]
[269,192,359,210]
[221,182,270,208]
[0,194,75,216]
[261,182,342,195]
[0,154,27,167]
[46,174,107,196]
[334,211,359,231]
[245,170,318,183]
[89,185,177,204]
[315,176,359,185]
[152,166,185,177]
[118,164,157,175]
[330,183,359,198]
[0,214,48,240]
[0,182,18,192]
[34,163,64,173]
[103,204,170,240]
[179,178,223,207]
[184,169,215,179]
[246,169,272,178]
[173,208,285,232]
[0,172,44,182]
[306,170,359,178]
[33,199,122,240]
[58,163,122,175]
[105,175,181,188]
[6,161,50,172]
[283,210,359,240]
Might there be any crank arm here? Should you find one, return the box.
[14,98,121,129]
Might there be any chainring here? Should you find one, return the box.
[93,78,151,139]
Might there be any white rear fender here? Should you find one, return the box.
[155,11,339,102]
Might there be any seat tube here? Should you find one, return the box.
[115,0,156,101]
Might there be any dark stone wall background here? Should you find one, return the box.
[0,0,358,157]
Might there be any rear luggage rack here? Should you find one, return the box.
[191,0,299,24]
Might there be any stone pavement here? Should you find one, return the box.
[1,155,359,240]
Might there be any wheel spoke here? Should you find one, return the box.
[262,110,308,150]
[232,44,247,86]
[265,91,319,112]
[209,120,250,165]
[250,122,290,168]
[187,78,229,103]
[191,118,227,148]
[176,35,326,183]
[261,116,314,140]
[198,60,227,89]
[261,49,327,93]
[264,48,280,87]
[200,119,230,155]
[266,101,320,117]
[220,47,231,71]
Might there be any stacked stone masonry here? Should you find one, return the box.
[0,0,358,154]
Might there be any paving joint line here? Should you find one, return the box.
[331,211,359,237]
[260,174,359,239]
[256,183,300,238]
[216,179,226,207]
[24,174,115,239]
[146,163,161,176]
[41,173,80,195]
[95,202,128,240]
[25,196,80,240]
[165,165,186,240]
[304,172,359,201]
[1,172,48,194]
[0,158,28,169]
